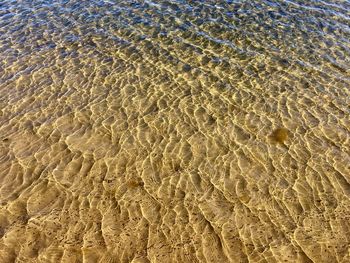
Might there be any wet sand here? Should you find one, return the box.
[0,0,350,262]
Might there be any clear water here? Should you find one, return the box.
[0,0,349,262]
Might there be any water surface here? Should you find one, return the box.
[0,0,350,262]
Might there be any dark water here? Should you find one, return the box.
[0,1,349,262]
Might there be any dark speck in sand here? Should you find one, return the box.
[270,128,289,143]
[182,64,192,72]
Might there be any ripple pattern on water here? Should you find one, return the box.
[0,0,350,262]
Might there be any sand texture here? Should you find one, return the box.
[0,0,350,262]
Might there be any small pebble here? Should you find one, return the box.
[270,128,289,143]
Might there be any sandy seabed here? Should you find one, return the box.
[1,0,350,262]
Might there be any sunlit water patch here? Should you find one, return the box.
[0,0,349,262]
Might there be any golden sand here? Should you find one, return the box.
[0,0,350,262]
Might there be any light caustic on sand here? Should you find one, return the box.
[0,0,350,262]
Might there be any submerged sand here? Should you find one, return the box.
[0,0,350,262]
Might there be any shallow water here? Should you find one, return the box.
[0,0,350,262]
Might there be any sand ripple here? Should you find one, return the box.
[0,0,350,262]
